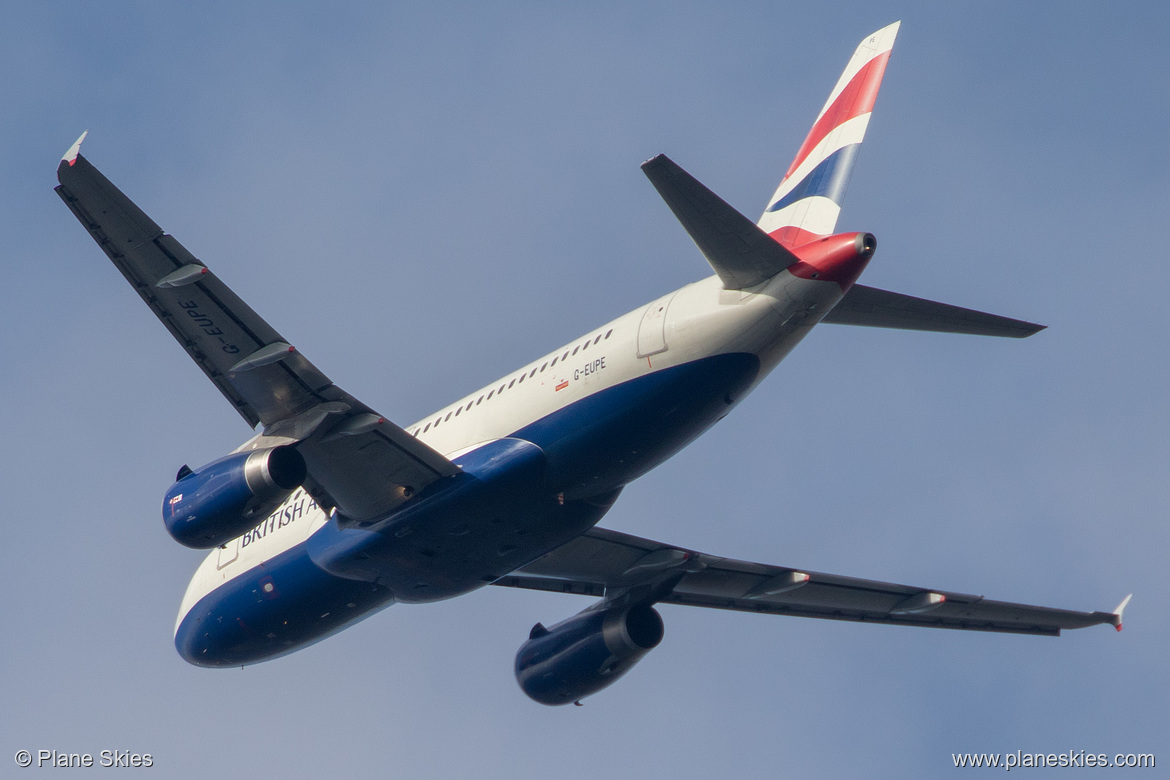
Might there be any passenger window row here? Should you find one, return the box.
[412,329,614,436]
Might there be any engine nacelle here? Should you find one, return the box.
[514,603,664,705]
[163,446,307,549]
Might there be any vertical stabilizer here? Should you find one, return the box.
[758,22,900,247]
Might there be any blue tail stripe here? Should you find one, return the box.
[766,143,860,213]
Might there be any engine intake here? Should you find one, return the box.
[515,603,664,705]
[163,445,307,549]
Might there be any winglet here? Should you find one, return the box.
[1110,594,1132,632]
[61,131,89,167]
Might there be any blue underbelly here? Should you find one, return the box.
[516,352,760,497]
[175,543,395,667]
[175,352,760,666]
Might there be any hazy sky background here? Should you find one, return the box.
[3,2,1166,776]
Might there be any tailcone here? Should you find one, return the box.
[787,232,876,292]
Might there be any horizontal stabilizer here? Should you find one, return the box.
[642,154,801,290]
[822,284,1045,338]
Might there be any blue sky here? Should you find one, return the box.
[3,3,1166,776]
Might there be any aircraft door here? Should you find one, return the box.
[637,291,678,359]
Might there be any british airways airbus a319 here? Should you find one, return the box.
[56,22,1127,705]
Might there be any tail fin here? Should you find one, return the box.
[758,22,900,248]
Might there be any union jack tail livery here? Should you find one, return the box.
[758,21,900,248]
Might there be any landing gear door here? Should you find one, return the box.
[217,538,239,570]
[637,291,678,359]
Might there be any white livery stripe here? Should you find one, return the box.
[816,22,900,123]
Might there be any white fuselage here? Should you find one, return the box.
[175,268,844,647]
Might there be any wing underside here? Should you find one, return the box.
[55,138,459,521]
[55,153,329,429]
[495,527,1123,636]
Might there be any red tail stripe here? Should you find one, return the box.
[783,51,892,180]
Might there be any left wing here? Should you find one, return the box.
[55,134,459,522]
[495,527,1128,636]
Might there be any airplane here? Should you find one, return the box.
[55,21,1129,706]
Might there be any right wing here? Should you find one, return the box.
[496,526,1128,636]
[822,283,1046,338]
[55,134,459,522]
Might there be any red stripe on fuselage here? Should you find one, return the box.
[783,51,891,180]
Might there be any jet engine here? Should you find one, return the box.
[163,445,307,549]
[514,603,664,705]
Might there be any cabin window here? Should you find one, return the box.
[572,346,580,356]
[445,412,452,422]
[509,379,516,388]
[593,335,601,345]
[455,408,461,417]
[477,396,484,405]
[488,390,495,399]
[424,423,431,432]
[551,356,559,367]
[541,362,548,372]
[605,329,613,339]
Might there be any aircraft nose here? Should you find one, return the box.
[788,232,876,292]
